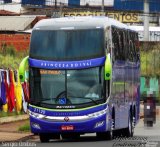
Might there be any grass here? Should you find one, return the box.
[0,111,17,117]
[18,122,30,132]
[0,110,25,117]
[0,45,29,69]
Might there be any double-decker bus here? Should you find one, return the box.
[19,16,140,142]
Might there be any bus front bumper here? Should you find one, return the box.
[30,114,108,134]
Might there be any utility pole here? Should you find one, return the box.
[101,0,105,16]
[143,0,150,80]
[55,0,57,8]
[60,2,63,17]
[144,0,149,41]
[101,0,104,12]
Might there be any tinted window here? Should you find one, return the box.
[112,27,126,61]
[30,29,104,61]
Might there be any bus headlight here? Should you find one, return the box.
[31,122,41,129]
[87,109,107,118]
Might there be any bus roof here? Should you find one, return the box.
[33,16,133,31]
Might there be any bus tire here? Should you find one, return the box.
[123,115,134,137]
[109,118,114,140]
[106,129,113,140]
[96,131,112,140]
[39,133,50,142]
[96,117,114,140]
[52,133,60,139]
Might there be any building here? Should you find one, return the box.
[0,15,48,50]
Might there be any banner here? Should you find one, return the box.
[63,11,140,23]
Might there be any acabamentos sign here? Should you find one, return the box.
[29,57,105,69]
[63,12,140,23]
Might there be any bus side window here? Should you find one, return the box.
[112,27,120,61]
[125,30,130,61]
[112,27,125,61]
[135,33,140,62]
[118,30,123,60]
[134,33,138,62]
[131,32,138,62]
[134,32,140,62]
[122,30,127,61]
[120,30,126,61]
[128,32,135,62]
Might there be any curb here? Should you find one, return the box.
[0,114,29,124]
[0,133,34,143]
[16,134,35,142]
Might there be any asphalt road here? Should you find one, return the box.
[22,118,160,147]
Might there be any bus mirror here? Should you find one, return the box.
[19,56,29,82]
[104,53,112,80]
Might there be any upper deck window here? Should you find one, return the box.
[30,28,104,61]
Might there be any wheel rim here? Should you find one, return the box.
[129,117,133,136]
[110,119,114,139]
[110,129,113,139]
[132,118,135,135]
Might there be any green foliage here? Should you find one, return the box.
[140,43,160,77]
[0,111,17,117]
[18,122,30,132]
[140,43,160,103]
[0,110,25,117]
[0,45,29,69]
[6,46,16,57]
[0,44,16,56]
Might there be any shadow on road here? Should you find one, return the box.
[49,136,109,143]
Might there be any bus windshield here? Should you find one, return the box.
[29,67,105,108]
[30,28,104,61]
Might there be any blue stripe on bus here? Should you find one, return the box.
[29,57,105,69]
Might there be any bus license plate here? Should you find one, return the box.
[61,125,74,131]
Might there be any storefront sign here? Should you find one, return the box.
[63,11,140,23]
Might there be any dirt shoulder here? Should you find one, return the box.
[0,119,29,133]
[0,119,33,142]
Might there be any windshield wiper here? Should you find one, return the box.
[83,97,98,105]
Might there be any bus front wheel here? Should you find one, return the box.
[96,118,114,140]
[39,133,50,143]
[96,130,113,140]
